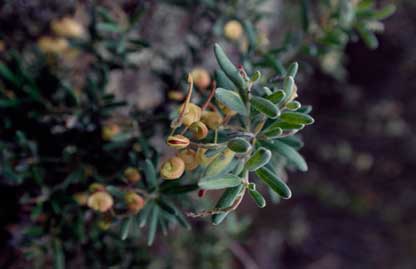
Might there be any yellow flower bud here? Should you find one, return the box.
[180,103,202,127]
[190,68,211,89]
[51,17,85,38]
[224,20,243,41]
[73,192,88,206]
[168,90,185,101]
[178,149,199,171]
[124,167,141,183]
[166,134,190,149]
[189,121,209,140]
[89,183,106,193]
[0,40,5,52]
[37,36,69,54]
[87,191,114,212]
[160,157,185,180]
[102,123,121,141]
[124,191,145,214]
[201,111,223,129]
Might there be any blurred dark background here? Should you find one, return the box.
[1,0,415,268]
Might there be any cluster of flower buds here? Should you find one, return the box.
[160,73,233,180]
[37,17,85,55]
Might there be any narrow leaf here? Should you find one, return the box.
[251,96,280,118]
[246,147,272,171]
[280,111,314,125]
[199,174,242,190]
[248,189,266,208]
[256,167,292,199]
[212,185,244,225]
[261,140,308,172]
[214,43,246,89]
[215,88,247,116]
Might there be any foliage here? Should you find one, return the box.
[0,0,394,267]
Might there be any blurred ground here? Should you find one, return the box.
[240,2,416,268]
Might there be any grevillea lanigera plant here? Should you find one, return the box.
[81,43,314,245]
[162,44,314,224]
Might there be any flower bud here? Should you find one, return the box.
[190,68,211,90]
[180,103,202,127]
[37,36,69,54]
[124,191,145,214]
[73,192,88,206]
[51,17,85,38]
[166,134,190,149]
[102,123,121,141]
[87,191,114,212]
[178,149,199,171]
[224,20,243,41]
[189,121,208,140]
[124,167,141,183]
[201,111,223,129]
[160,157,185,180]
[168,90,185,101]
[89,183,106,193]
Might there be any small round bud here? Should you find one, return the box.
[102,123,121,141]
[124,167,141,183]
[166,134,190,149]
[168,90,185,101]
[160,157,185,180]
[189,121,208,140]
[89,183,106,193]
[87,191,114,212]
[201,111,223,129]
[224,20,243,41]
[37,36,69,54]
[178,149,199,171]
[51,17,85,38]
[190,68,211,90]
[73,192,88,206]
[180,103,202,127]
[124,191,145,214]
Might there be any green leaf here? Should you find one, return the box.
[204,149,236,177]
[160,183,198,194]
[287,62,299,78]
[373,4,396,20]
[212,185,244,225]
[262,126,283,138]
[250,71,261,82]
[356,24,378,49]
[120,216,133,240]
[0,63,19,87]
[245,147,272,171]
[227,138,251,153]
[248,189,266,208]
[256,167,291,199]
[215,88,247,116]
[156,198,177,215]
[266,90,286,104]
[287,101,301,111]
[214,69,237,91]
[283,76,294,101]
[147,205,159,246]
[199,174,242,190]
[262,140,308,172]
[214,43,246,89]
[266,121,304,131]
[251,96,280,118]
[144,159,157,190]
[280,111,314,125]
[52,239,65,269]
[243,20,257,52]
